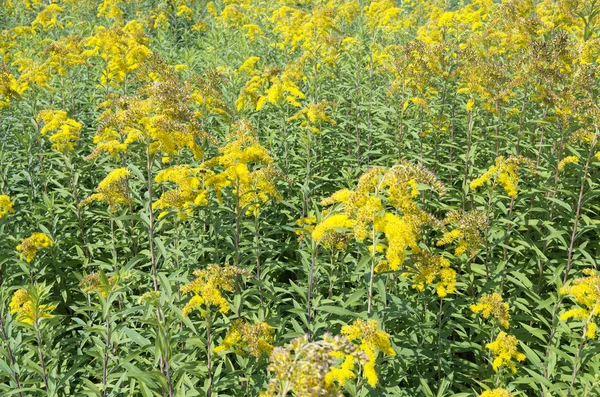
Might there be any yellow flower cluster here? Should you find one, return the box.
[236,63,305,111]
[44,36,89,77]
[288,100,336,134]
[261,333,367,397]
[479,389,513,397]
[471,293,511,329]
[470,155,535,198]
[81,168,131,212]
[311,213,356,242]
[16,232,53,263]
[181,264,250,317]
[97,0,124,19]
[0,194,14,220]
[302,214,350,251]
[317,161,445,278]
[403,251,456,298]
[12,57,52,93]
[153,165,209,220]
[485,332,526,374]
[0,64,22,108]
[341,319,396,387]
[558,155,580,171]
[203,120,282,215]
[82,20,152,87]
[9,287,55,326]
[437,210,487,257]
[37,110,82,154]
[560,269,600,339]
[31,4,64,31]
[214,319,274,358]
[80,272,118,299]
[87,127,139,160]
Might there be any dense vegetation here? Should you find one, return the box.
[1,0,600,396]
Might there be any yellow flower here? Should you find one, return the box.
[485,332,526,373]
[0,195,14,220]
[203,120,282,214]
[479,389,513,397]
[181,265,250,316]
[153,165,209,220]
[214,319,274,358]
[262,334,367,397]
[471,293,510,329]
[437,210,486,257]
[341,319,395,387]
[16,232,53,263]
[80,272,118,298]
[470,156,535,198]
[37,110,82,153]
[402,250,456,297]
[288,100,336,134]
[466,99,475,112]
[10,286,55,326]
[312,214,356,242]
[558,155,579,171]
[80,168,131,212]
[560,269,600,338]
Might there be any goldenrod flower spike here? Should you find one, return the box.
[341,319,396,387]
[470,155,535,198]
[560,269,600,339]
[9,285,55,326]
[80,168,132,212]
[36,110,82,154]
[471,292,511,329]
[0,195,14,220]
[437,210,487,257]
[153,165,209,220]
[214,319,274,358]
[181,265,250,317]
[16,232,53,263]
[261,333,368,397]
[485,332,526,374]
[479,389,513,397]
[80,272,118,299]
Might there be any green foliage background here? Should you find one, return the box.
[0,0,600,396]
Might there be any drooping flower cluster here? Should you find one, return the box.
[471,293,511,329]
[0,194,14,220]
[479,389,513,397]
[181,264,250,317]
[16,232,53,263]
[436,210,487,257]
[403,251,456,298]
[36,110,82,154]
[153,165,208,220]
[9,286,55,326]
[485,332,526,374]
[560,269,600,339]
[80,272,118,299]
[80,168,131,212]
[214,319,274,358]
[261,333,368,397]
[316,161,447,284]
[0,63,22,108]
[288,100,336,134]
[299,215,350,251]
[470,155,535,198]
[558,155,580,172]
[341,319,396,387]
[203,120,283,215]
[236,62,305,111]
[82,20,152,87]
